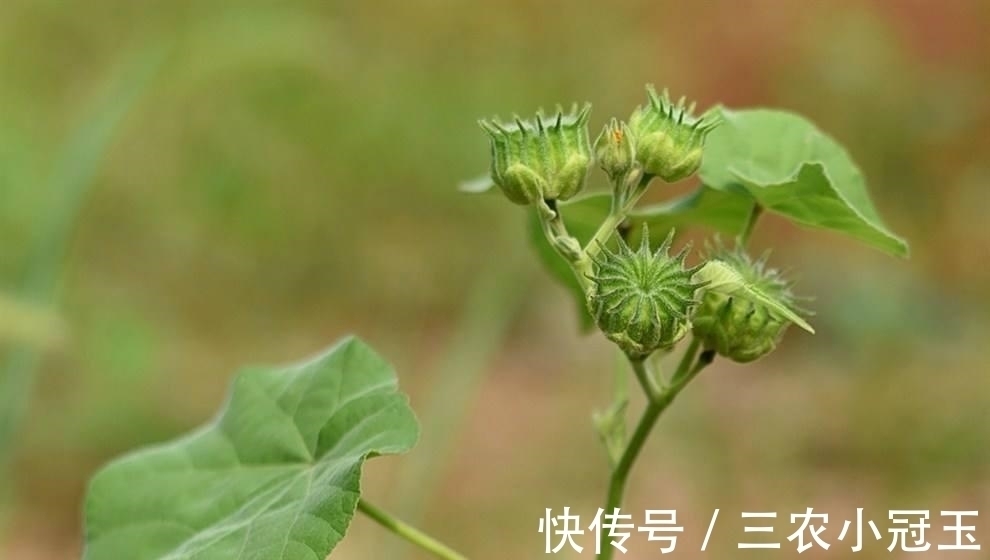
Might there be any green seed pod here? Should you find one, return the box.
[594,118,636,182]
[589,227,705,358]
[628,86,719,183]
[692,245,804,363]
[479,104,592,205]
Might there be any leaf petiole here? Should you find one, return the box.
[358,499,470,560]
[739,203,763,245]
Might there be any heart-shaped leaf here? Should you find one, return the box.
[700,108,908,257]
[83,336,419,560]
[694,260,814,333]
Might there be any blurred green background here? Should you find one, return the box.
[1,1,988,558]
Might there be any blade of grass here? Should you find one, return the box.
[0,46,164,475]
[384,252,527,559]
[0,292,65,349]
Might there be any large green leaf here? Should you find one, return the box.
[700,108,908,257]
[83,337,419,560]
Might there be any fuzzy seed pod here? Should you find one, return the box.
[692,244,804,363]
[628,86,719,183]
[589,227,705,358]
[479,104,592,205]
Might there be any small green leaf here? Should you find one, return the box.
[83,337,419,560]
[694,260,814,333]
[700,108,908,257]
[458,173,495,194]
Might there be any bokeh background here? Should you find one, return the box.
[1,1,988,558]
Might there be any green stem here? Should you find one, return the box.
[669,338,703,386]
[358,499,469,560]
[584,173,653,261]
[537,202,592,291]
[629,357,660,402]
[597,338,709,560]
[739,204,763,245]
[612,349,629,410]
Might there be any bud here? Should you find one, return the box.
[692,244,805,363]
[588,226,705,358]
[479,104,592,205]
[628,85,719,183]
[594,118,636,181]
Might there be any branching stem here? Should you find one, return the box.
[597,338,712,560]
[585,173,653,261]
[629,357,661,402]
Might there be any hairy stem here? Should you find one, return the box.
[537,202,593,290]
[597,338,711,560]
[358,499,469,560]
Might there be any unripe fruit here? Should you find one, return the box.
[479,104,593,205]
[628,86,718,183]
[692,245,804,363]
[693,293,789,363]
[589,227,705,358]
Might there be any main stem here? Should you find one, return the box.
[358,499,469,560]
[597,338,708,560]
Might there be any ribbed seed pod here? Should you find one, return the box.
[479,104,592,205]
[627,86,719,183]
[692,244,803,363]
[588,227,706,358]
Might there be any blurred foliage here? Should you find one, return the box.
[1,1,988,558]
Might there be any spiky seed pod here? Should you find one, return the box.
[479,104,593,205]
[627,86,719,183]
[692,244,804,363]
[594,118,636,182]
[588,227,706,358]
